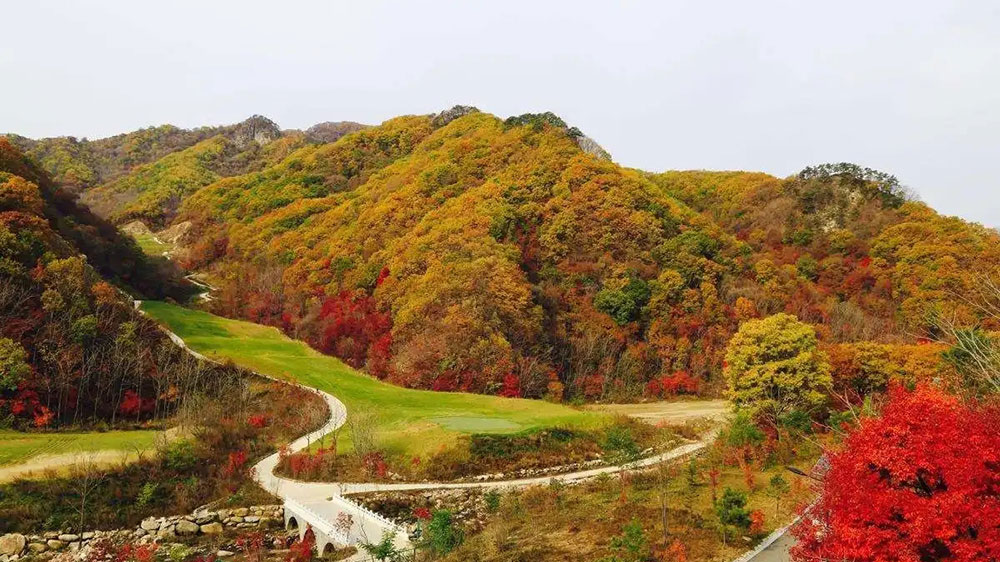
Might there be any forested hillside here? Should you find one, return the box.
[168,109,744,399]
[651,166,1000,339]
[9,109,999,404]
[6,115,283,192]
[0,138,210,428]
[6,116,364,227]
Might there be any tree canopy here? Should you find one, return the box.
[724,313,832,420]
[793,385,1000,562]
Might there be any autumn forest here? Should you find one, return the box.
[1,106,999,562]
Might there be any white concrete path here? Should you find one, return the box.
[143,301,718,558]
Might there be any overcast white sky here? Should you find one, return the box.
[2,1,998,226]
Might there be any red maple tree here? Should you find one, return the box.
[792,384,1000,562]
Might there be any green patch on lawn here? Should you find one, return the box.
[429,416,522,433]
[140,301,608,457]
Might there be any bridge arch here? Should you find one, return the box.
[285,500,352,554]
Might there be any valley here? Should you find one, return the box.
[139,300,612,458]
[1,105,998,562]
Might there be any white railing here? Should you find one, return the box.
[334,495,406,534]
[284,498,351,545]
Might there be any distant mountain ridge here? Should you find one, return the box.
[6,116,368,227]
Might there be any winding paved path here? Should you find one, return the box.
[144,300,723,554]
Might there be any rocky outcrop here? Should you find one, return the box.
[233,115,281,147]
[304,121,369,144]
[575,133,611,161]
[120,220,152,237]
[155,221,191,245]
[432,105,480,127]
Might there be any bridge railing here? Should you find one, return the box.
[284,498,351,545]
[338,496,407,534]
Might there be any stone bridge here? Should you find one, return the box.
[283,496,409,556]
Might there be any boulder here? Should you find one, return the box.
[156,527,175,539]
[58,534,79,543]
[27,544,46,554]
[232,508,249,517]
[244,515,260,524]
[0,535,25,556]
[216,551,234,558]
[199,523,224,536]
[45,540,65,551]
[140,518,160,531]
[174,521,199,536]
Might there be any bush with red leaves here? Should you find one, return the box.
[792,384,1000,562]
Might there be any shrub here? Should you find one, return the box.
[484,490,501,513]
[424,510,463,556]
[715,488,751,542]
[602,424,640,464]
[602,518,651,562]
[163,440,198,472]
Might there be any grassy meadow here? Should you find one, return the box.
[140,301,609,457]
[0,429,161,468]
[132,232,174,256]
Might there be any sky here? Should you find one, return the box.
[2,1,998,226]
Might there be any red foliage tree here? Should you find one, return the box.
[223,450,247,477]
[792,385,1000,562]
[315,291,392,372]
[286,528,315,562]
[499,373,521,398]
[119,389,142,416]
[582,372,605,400]
[749,510,765,535]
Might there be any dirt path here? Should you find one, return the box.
[588,399,730,424]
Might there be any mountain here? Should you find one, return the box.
[169,109,746,397]
[7,116,313,228]
[650,165,1000,339]
[8,109,999,403]
[6,125,219,193]
[0,138,196,427]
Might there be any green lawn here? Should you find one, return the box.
[132,232,174,256]
[141,301,609,457]
[0,429,161,467]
